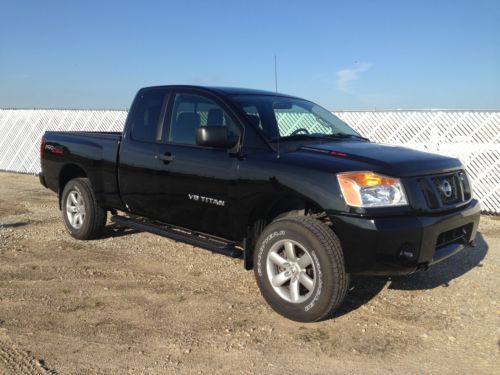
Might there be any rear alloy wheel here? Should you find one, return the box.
[61,178,107,240]
[65,189,86,230]
[254,216,349,322]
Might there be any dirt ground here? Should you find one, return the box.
[0,171,498,374]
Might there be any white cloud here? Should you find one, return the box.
[336,62,372,93]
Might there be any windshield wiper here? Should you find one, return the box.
[329,133,370,142]
[269,134,321,142]
[269,133,370,142]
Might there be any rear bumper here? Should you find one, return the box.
[38,172,47,188]
[328,199,481,275]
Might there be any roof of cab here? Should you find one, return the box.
[140,85,299,98]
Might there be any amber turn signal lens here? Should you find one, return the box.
[337,171,407,208]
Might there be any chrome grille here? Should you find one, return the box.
[418,171,471,209]
[432,174,460,204]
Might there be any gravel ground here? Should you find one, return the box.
[0,171,498,374]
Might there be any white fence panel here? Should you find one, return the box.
[0,109,127,174]
[0,109,498,213]
[335,110,500,214]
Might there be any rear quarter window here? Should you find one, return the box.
[130,90,168,143]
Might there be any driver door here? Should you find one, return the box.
[153,90,242,239]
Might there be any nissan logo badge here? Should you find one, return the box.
[440,179,453,198]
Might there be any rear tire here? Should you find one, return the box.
[61,178,107,240]
[254,216,349,322]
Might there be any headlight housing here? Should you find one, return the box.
[337,171,408,208]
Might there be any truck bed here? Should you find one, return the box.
[45,130,122,138]
[41,130,123,210]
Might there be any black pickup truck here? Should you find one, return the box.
[40,85,480,322]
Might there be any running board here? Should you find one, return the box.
[111,215,243,258]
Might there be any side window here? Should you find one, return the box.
[242,105,262,129]
[169,93,240,145]
[130,90,167,143]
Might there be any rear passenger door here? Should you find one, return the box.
[118,88,171,218]
[154,89,242,239]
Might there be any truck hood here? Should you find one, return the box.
[299,141,462,177]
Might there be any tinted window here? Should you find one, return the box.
[130,90,167,143]
[169,93,240,145]
[233,95,359,141]
[241,105,262,129]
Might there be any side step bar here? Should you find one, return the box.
[111,215,243,258]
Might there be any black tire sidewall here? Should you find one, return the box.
[254,219,341,322]
[61,179,94,239]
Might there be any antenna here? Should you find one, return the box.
[274,55,278,92]
[274,55,280,158]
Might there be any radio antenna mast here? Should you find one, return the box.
[274,55,280,158]
[274,55,278,92]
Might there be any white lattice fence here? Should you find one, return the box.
[0,109,498,213]
[335,110,500,214]
[0,109,127,174]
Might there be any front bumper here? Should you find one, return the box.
[328,199,481,275]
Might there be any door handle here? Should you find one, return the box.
[157,153,175,163]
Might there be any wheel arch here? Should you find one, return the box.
[243,194,328,270]
[58,164,87,209]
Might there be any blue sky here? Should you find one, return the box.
[0,0,499,110]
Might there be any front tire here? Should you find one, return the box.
[61,178,107,240]
[254,216,349,322]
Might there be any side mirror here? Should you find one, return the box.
[196,126,238,148]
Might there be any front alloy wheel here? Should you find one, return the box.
[254,216,349,322]
[266,239,316,304]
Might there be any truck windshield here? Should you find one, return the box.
[232,95,361,142]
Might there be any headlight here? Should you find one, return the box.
[337,171,408,208]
